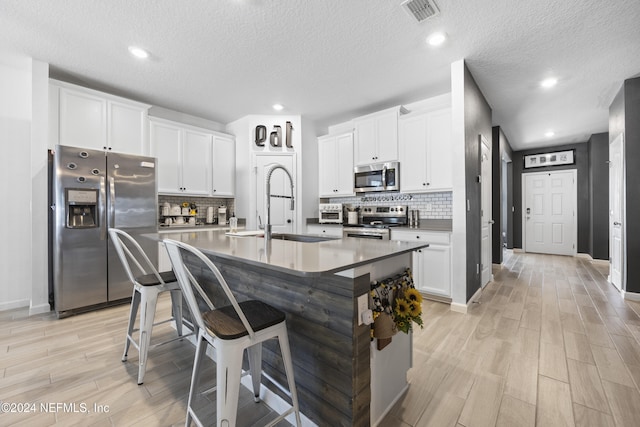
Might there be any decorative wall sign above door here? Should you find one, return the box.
[524,149,574,169]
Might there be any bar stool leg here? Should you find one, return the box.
[186,333,208,427]
[122,287,140,362]
[278,330,302,426]
[170,289,184,337]
[216,344,244,427]
[247,343,263,402]
[137,287,159,385]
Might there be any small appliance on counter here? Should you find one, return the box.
[218,205,227,225]
[206,206,215,224]
[319,203,343,224]
[345,206,360,225]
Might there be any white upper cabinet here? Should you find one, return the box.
[353,107,399,165]
[318,132,354,197]
[52,80,150,155]
[150,117,235,197]
[211,134,236,197]
[399,108,452,192]
[150,119,211,195]
[182,129,212,196]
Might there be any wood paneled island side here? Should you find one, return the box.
[150,230,428,426]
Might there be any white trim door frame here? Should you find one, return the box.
[609,133,625,292]
[522,169,577,256]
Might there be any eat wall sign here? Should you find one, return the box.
[255,121,293,148]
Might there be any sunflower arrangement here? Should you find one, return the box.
[370,268,424,336]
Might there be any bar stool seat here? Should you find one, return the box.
[163,238,301,427]
[109,228,191,385]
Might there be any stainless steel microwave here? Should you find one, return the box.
[354,162,400,193]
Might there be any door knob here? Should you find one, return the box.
[614,221,622,226]
[488,220,495,224]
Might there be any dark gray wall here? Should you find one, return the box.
[492,126,514,264]
[588,133,609,260]
[513,143,589,252]
[463,64,493,302]
[610,77,640,294]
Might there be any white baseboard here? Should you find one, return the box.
[450,286,483,314]
[622,290,640,302]
[29,303,52,316]
[0,298,30,312]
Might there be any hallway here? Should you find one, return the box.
[383,251,640,427]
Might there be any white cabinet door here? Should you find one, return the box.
[108,101,148,155]
[150,120,182,194]
[398,108,452,193]
[335,133,355,195]
[426,109,452,191]
[212,135,235,197]
[319,133,354,197]
[354,116,377,165]
[59,88,107,150]
[354,109,398,165]
[182,129,211,196]
[415,245,451,297]
[399,113,429,192]
[391,229,451,297]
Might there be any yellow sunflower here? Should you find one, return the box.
[395,298,410,318]
[405,288,423,304]
[409,302,422,317]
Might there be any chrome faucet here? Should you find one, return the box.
[262,163,295,241]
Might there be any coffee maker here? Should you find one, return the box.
[217,206,227,225]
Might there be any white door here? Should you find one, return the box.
[609,134,624,291]
[523,170,576,256]
[255,154,295,234]
[480,136,492,287]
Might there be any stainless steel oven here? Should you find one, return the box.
[342,226,390,240]
[354,162,399,193]
[342,205,407,240]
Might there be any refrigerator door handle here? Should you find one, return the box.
[109,177,116,230]
[100,176,107,240]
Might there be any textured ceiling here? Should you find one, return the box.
[1,0,639,150]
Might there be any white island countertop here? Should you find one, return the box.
[149,229,428,277]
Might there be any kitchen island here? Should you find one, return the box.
[152,230,429,426]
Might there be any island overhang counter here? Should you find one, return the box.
[151,230,429,426]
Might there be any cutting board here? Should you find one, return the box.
[225,230,264,237]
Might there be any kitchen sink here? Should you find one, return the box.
[269,233,340,243]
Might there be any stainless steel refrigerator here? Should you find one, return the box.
[50,145,158,317]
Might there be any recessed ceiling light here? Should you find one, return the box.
[128,46,149,59]
[545,131,555,138]
[426,32,446,47]
[272,104,284,111]
[541,77,558,89]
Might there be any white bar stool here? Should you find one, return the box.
[163,238,301,427]
[109,228,190,385]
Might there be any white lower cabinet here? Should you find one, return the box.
[391,229,451,298]
[306,224,343,237]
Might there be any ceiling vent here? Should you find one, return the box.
[401,0,440,23]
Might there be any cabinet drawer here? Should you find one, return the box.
[391,229,450,245]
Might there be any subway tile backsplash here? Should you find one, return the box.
[328,191,452,219]
[158,195,235,224]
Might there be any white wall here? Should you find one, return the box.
[0,54,37,310]
[450,59,468,310]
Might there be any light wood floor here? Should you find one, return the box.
[2,251,640,426]
[382,251,640,427]
[0,296,289,426]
